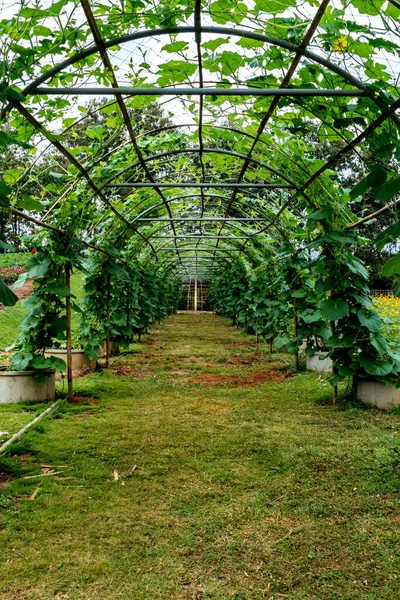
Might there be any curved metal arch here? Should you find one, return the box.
[129,193,287,227]
[93,147,299,198]
[94,188,292,248]
[80,122,339,206]
[17,26,400,128]
[142,246,239,266]
[124,219,276,255]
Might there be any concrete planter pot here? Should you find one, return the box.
[0,369,55,404]
[357,380,400,410]
[101,341,119,357]
[44,349,96,372]
[306,351,333,373]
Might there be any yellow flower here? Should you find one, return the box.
[332,35,350,54]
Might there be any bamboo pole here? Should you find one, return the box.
[331,322,338,405]
[0,398,65,456]
[293,297,299,371]
[65,263,73,401]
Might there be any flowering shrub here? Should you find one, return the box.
[374,295,400,345]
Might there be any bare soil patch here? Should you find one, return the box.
[70,394,99,406]
[189,369,290,387]
[0,471,14,490]
[104,365,155,378]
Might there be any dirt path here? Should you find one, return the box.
[1,313,400,600]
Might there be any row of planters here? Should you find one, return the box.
[208,217,400,409]
[0,233,180,403]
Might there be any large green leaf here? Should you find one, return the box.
[26,256,51,278]
[370,332,388,356]
[358,308,382,332]
[0,277,18,306]
[376,221,400,251]
[351,0,384,16]
[320,298,349,321]
[11,352,33,371]
[374,177,400,202]
[358,355,393,377]
[381,254,400,277]
[255,0,296,13]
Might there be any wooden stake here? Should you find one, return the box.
[106,272,111,368]
[293,297,299,371]
[65,263,73,401]
[331,321,337,405]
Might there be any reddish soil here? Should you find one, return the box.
[223,342,254,348]
[189,369,291,387]
[104,365,155,378]
[0,278,34,310]
[70,394,99,406]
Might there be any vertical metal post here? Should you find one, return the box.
[194,278,198,312]
[65,263,73,401]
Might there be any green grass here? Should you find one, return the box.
[0,253,29,268]
[0,272,84,351]
[1,313,400,599]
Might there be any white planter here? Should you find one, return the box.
[0,370,55,404]
[44,349,96,372]
[306,351,333,373]
[357,380,400,410]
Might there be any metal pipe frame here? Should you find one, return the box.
[13,25,399,127]
[31,87,367,98]
[2,12,398,282]
[95,147,299,195]
[106,183,294,189]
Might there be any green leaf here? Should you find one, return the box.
[31,356,54,369]
[0,130,33,149]
[358,355,393,377]
[219,51,242,75]
[11,352,33,371]
[202,38,228,52]
[347,258,368,279]
[47,356,67,371]
[351,0,384,16]
[86,125,107,140]
[301,310,321,324]
[0,181,12,196]
[27,256,51,278]
[376,221,400,251]
[358,308,382,332]
[19,196,44,211]
[320,298,349,321]
[393,284,400,297]
[374,177,400,202]
[373,143,395,159]
[157,61,197,84]
[45,283,70,297]
[0,240,15,251]
[381,254,400,277]
[255,0,296,14]
[161,41,189,53]
[307,207,333,221]
[0,277,18,306]
[370,332,388,355]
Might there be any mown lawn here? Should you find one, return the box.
[0,313,400,599]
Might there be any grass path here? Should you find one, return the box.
[1,313,400,599]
